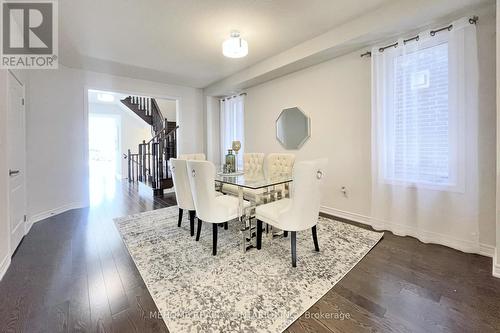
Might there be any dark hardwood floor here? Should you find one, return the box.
[0,181,499,333]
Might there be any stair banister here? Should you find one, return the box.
[122,95,177,195]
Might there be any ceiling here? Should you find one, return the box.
[59,0,394,88]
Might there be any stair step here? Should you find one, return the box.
[120,97,153,125]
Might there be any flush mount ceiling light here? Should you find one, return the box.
[222,31,248,58]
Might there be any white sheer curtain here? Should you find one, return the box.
[220,95,245,167]
[371,17,480,252]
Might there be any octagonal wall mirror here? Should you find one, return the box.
[276,107,311,150]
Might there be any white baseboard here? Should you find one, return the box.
[30,201,88,224]
[494,253,500,279]
[320,205,494,257]
[320,206,371,225]
[479,243,496,258]
[0,254,11,281]
[25,217,34,235]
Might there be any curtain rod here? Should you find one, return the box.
[360,16,478,58]
[220,92,247,101]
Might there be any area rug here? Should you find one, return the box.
[114,206,383,332]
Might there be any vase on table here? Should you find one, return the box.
[225,149,236,173]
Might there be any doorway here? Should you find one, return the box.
[7,71,26,256]
[86,89,179,203]
[88,114,121,205]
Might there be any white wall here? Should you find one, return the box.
[243,11,497,252]
[26,65,203,222]
[244,52,372,219]
[89,103,151,178]
[495,0,500,278]
[156,98,177,122]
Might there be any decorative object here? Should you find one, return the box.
[222,31,248,58]
[276,107,311,149]
[232,140,241,171]
[225,149,236,173]
[114,206,383,332]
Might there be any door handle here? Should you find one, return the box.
[9,169,20,176]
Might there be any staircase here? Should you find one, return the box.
[121,95,178,196]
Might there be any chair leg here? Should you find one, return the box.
[312,225,319,252]
[196,219,203,241]
[177,208,183,227]
[291,231,297,267]
[224,222,228,230]
[256,220,263,250]
[212,223,218,256]
[283,231,288,238]
[189,211,196,237]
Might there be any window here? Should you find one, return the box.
[370,17,480,249]
[220,95,245,166]
[386,42,453,186]
[372,35,464,189]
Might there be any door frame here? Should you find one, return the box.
[83,86,180,204]
[6,69,27,256]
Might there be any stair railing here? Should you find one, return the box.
[125,95,178,194]
[130,96,154,117]
[128,125,179,189]
[151,98,165,135]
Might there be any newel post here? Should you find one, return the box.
[127,149,131,182]
[142,140,147,182]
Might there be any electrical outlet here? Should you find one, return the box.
[341,186,348,197]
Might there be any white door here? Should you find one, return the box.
[7,72,26,255]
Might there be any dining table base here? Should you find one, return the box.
[214,173,292,254]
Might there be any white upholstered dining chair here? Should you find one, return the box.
[244,153,266,174]
[255,159,328,267]
[264,153,295,199]
[222,153,265,201]
[170,158,223,236]
[169,159,197,236]
[265,153,295,178]
[186,160,250,255]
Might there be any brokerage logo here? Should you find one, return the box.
[1,0,58,68]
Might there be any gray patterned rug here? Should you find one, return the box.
[114,206,383,333]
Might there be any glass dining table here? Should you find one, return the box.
[214,171,293,253]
